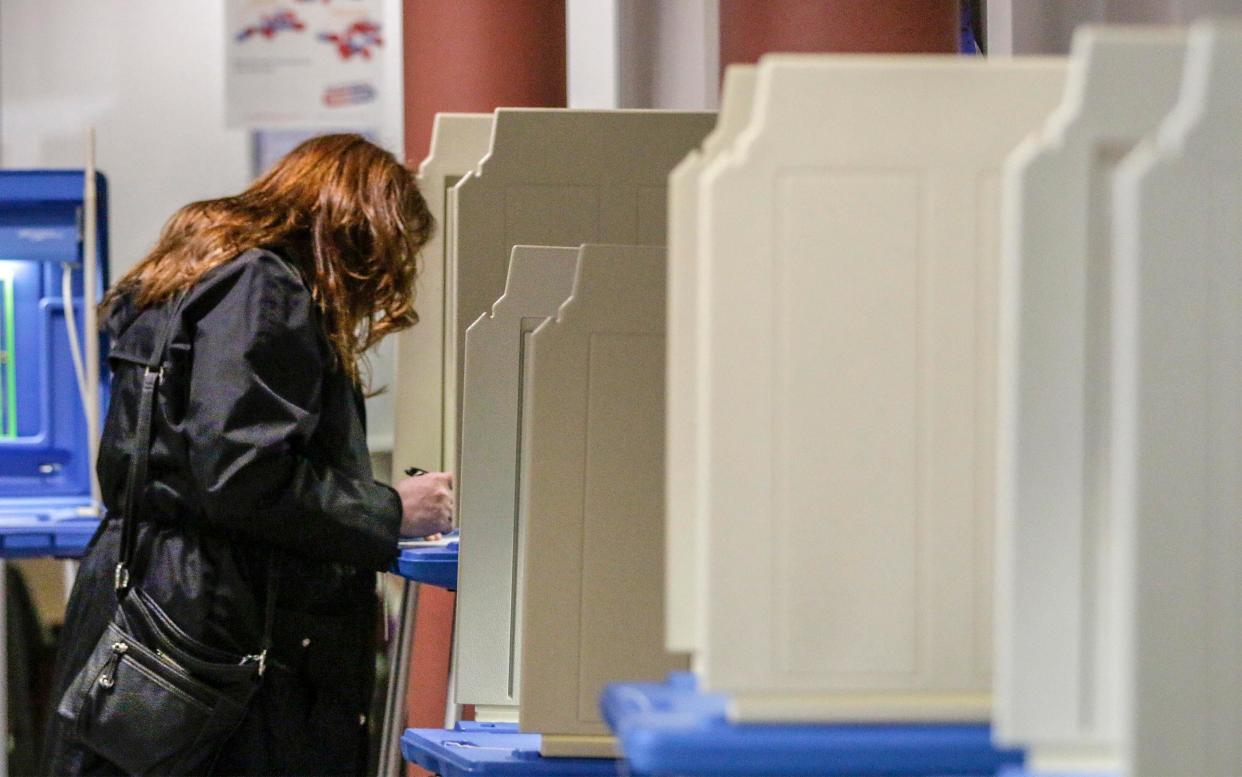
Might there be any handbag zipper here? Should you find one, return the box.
[97,641,128,689]
[155,649,186,672]
[241,649,268,677]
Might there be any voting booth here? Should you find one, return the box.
[448,109,713,726]
[691,55,1064,722]
[455,245,579,712]
[604,53,1075,777]
[392,112,493,481]
[998,20,1242,777]
[995,26,1187,773]
[413,242,685,765]
[1108,21,1242,777]
[380,113,494,777]
[517,243,685,757]
[390,108,713,769]
[0,169,107,777]
[0,171,107,529]
[394,108,712,768]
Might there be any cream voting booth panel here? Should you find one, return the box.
[519,245,687,757]
[454,246,580,710]
[444,110,715,471]
[391,113,493,479]
[698,56,1066,723]
[665,65,757,654]
[995,28,1185,763]
[1112,22,1242,777]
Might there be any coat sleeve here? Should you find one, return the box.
[183,254,402,570]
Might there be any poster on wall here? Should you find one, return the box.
[225,0,385,127]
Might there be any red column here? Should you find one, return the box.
[403,0,566,165]
[720,0,960,73]
[400,5,565,776]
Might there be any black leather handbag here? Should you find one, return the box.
[57,297,277,776]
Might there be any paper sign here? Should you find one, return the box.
[226,0,385,127]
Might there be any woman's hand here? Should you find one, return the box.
[396,472,454,538]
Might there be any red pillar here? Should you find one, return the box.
[720,0,960,74]
[403,0,566,165]
[400,5,566,776]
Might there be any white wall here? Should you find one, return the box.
[567,0,622,108]
[567,0,720,110]
[0,0,404,453]
[618,0,719,110]
[987,0,1242,55]
[0,0,252,279]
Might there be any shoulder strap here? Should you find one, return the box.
[115,294,184,593]
[113,292,279,667]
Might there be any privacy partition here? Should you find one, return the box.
[447,109,713,719]
[454,245,580,711]
[664,65,757,655]
[393,113,493,480]
[1111,21,1242,777]
[994,26,1186,769]
[380,114,495,777]
[692,55,1065,723]
[518,244,685,757]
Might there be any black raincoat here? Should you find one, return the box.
[42,248,403,776]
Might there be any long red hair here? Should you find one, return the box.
[104,133,433,385]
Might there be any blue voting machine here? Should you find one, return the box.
[0,170,108,558]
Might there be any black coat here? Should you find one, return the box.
[42,249,402,776]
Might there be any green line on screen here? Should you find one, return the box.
[3,274,15,438]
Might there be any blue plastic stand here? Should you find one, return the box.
[600,673,1024,777]
[455,721,520,734]
[392,533,459,589]
[0,512,98,559]
[998,764,1117,769]
[400,728,622,776]
[0,170,108,558]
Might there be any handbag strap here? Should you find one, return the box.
[113,291,279,674]
[114,293,183,592]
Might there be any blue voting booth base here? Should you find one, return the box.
[998,764,1117,769]
[0,170,108,559]
[454,721,520,734]
[0,512,97,559]
[401,727,621,776]
[600,673,1025,777]
[393,536,459,589]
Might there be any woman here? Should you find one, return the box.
[42,134,454,775]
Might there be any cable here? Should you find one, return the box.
[83,135,101,506]
[61,263,91,434]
